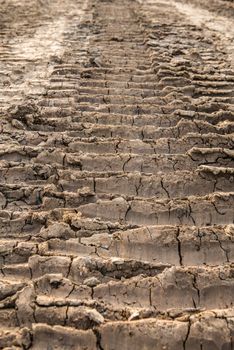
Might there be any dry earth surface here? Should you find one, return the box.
[0,0,234,348]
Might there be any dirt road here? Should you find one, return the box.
[0,0,234,348]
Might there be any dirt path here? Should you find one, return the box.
[0,0,233,348]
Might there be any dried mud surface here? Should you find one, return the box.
[0,0,234,348]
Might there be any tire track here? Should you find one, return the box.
[0,0,233,348]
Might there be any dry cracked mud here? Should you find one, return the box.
[0,0,234,348]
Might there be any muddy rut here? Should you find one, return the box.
[0,0,234,348]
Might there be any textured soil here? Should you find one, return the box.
[0,0,234,348]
